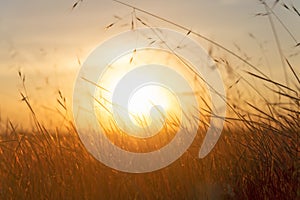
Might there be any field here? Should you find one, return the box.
[1,59,299,199]
[0,0,299,199]
[0,100,298,199]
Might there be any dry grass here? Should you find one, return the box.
[0,103,298,199]
[0,0,299,199]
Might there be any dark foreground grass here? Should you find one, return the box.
[0,113,298,199]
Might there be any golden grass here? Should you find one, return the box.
[1,64,299,199]
[0,1,299,199]
[0,108,298,199]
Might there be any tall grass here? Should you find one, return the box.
[0,0,299,199]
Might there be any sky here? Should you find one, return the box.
[0,0,299,129]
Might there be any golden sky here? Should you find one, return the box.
[0,0,299,128]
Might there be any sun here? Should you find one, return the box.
[128,84,178,129]
[93,48,206,138]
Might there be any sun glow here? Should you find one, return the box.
[93,48,209,139]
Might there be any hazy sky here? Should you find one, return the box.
[0,0,299,128]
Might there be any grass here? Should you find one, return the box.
[0,105,298,199]
[0,0,299,199]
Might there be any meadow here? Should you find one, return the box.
[0,0,299,199]
[0,89,298,199]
